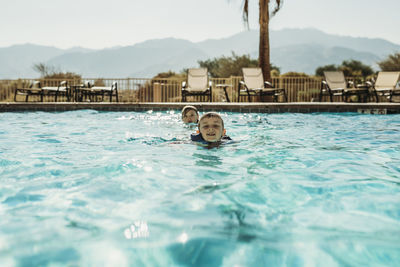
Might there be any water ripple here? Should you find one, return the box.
[0,111,399,266]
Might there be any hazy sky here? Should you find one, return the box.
[1,0,399,49]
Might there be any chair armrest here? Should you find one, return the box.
[239,80,250,92]
[320,80,331,92]
[31,81,42,89]
[347,81,354,88]
[58,81,68,91]
[84,81,92,88]
[264,81,274,88]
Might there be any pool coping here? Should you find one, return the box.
[1,102,400,114]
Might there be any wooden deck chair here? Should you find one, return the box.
[14,81,43,102]
[239,68,287,102]
[41,81,70,102]
[367,72,400,102]
[181,68,212,102]
[88,81,118,102]
[320,71,369,102]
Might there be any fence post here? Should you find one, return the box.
[153,82,162,102]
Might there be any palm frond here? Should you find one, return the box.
[242,0,249,28]
[271,0,282,16]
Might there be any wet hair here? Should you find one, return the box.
[181,105,199,119]
[198,112,224,129]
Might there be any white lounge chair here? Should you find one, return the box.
[320,71,369,102]
[76,81,118,102]
[181,68,212,102]
[368,71,400,102]
[14,81,43,102]
[41,81,70,102]
[240,68,287,102]
[89,81,119,102]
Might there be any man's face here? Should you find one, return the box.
[199,116,224,142]
[183,110,198,123]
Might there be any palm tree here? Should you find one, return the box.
[242,0,282,81]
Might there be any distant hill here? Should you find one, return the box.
[1,28,399,79]
[270,28,399,57]
[47,38,208,78]
[272,44,381,74]
[0,44,96,78]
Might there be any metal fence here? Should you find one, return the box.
[0,76,366,103]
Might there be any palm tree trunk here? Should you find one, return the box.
[259,0,271,81]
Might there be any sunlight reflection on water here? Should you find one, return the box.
[0,111,399,266]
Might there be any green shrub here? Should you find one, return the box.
[378,53,400,71]
[198,52,280,78]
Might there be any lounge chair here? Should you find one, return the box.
[367,71,400,102]
[240,68,287,102]
[182,68,212,102]
[320,71,369,102]
[14,81,43,102]
[88,81,119,102]
[41,81,70,102]
[73,81,92,102]
[75,81,118,102]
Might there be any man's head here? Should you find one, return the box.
[198,112,225,142]
[182,105,199,123]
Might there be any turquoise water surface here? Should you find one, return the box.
[0,110,399,266]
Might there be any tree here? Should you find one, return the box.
[315,64,337,77]
[315,60,373,77]
[281,71,309,77]
[198,52,258,78]
[378,53,400,71]
[33,63,55,77]
[153,70,186,79]
[33,62,81,79]
[242,0,283,82]
[339,60,373,77]
[198,52,280,78]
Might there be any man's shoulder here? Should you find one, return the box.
[191,133,206,142]
[222,135,232,141]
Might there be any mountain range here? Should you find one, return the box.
[1,28,399,79]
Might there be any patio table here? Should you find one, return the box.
[215,84,232,102]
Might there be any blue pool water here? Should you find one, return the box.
[0,110,399,266]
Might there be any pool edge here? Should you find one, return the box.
[1,102,400,114]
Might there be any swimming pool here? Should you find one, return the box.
[0,110,399,266]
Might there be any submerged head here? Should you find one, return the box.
[198,112,225,142]
[182,105,199,123]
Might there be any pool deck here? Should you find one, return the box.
[1,102,400,114]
